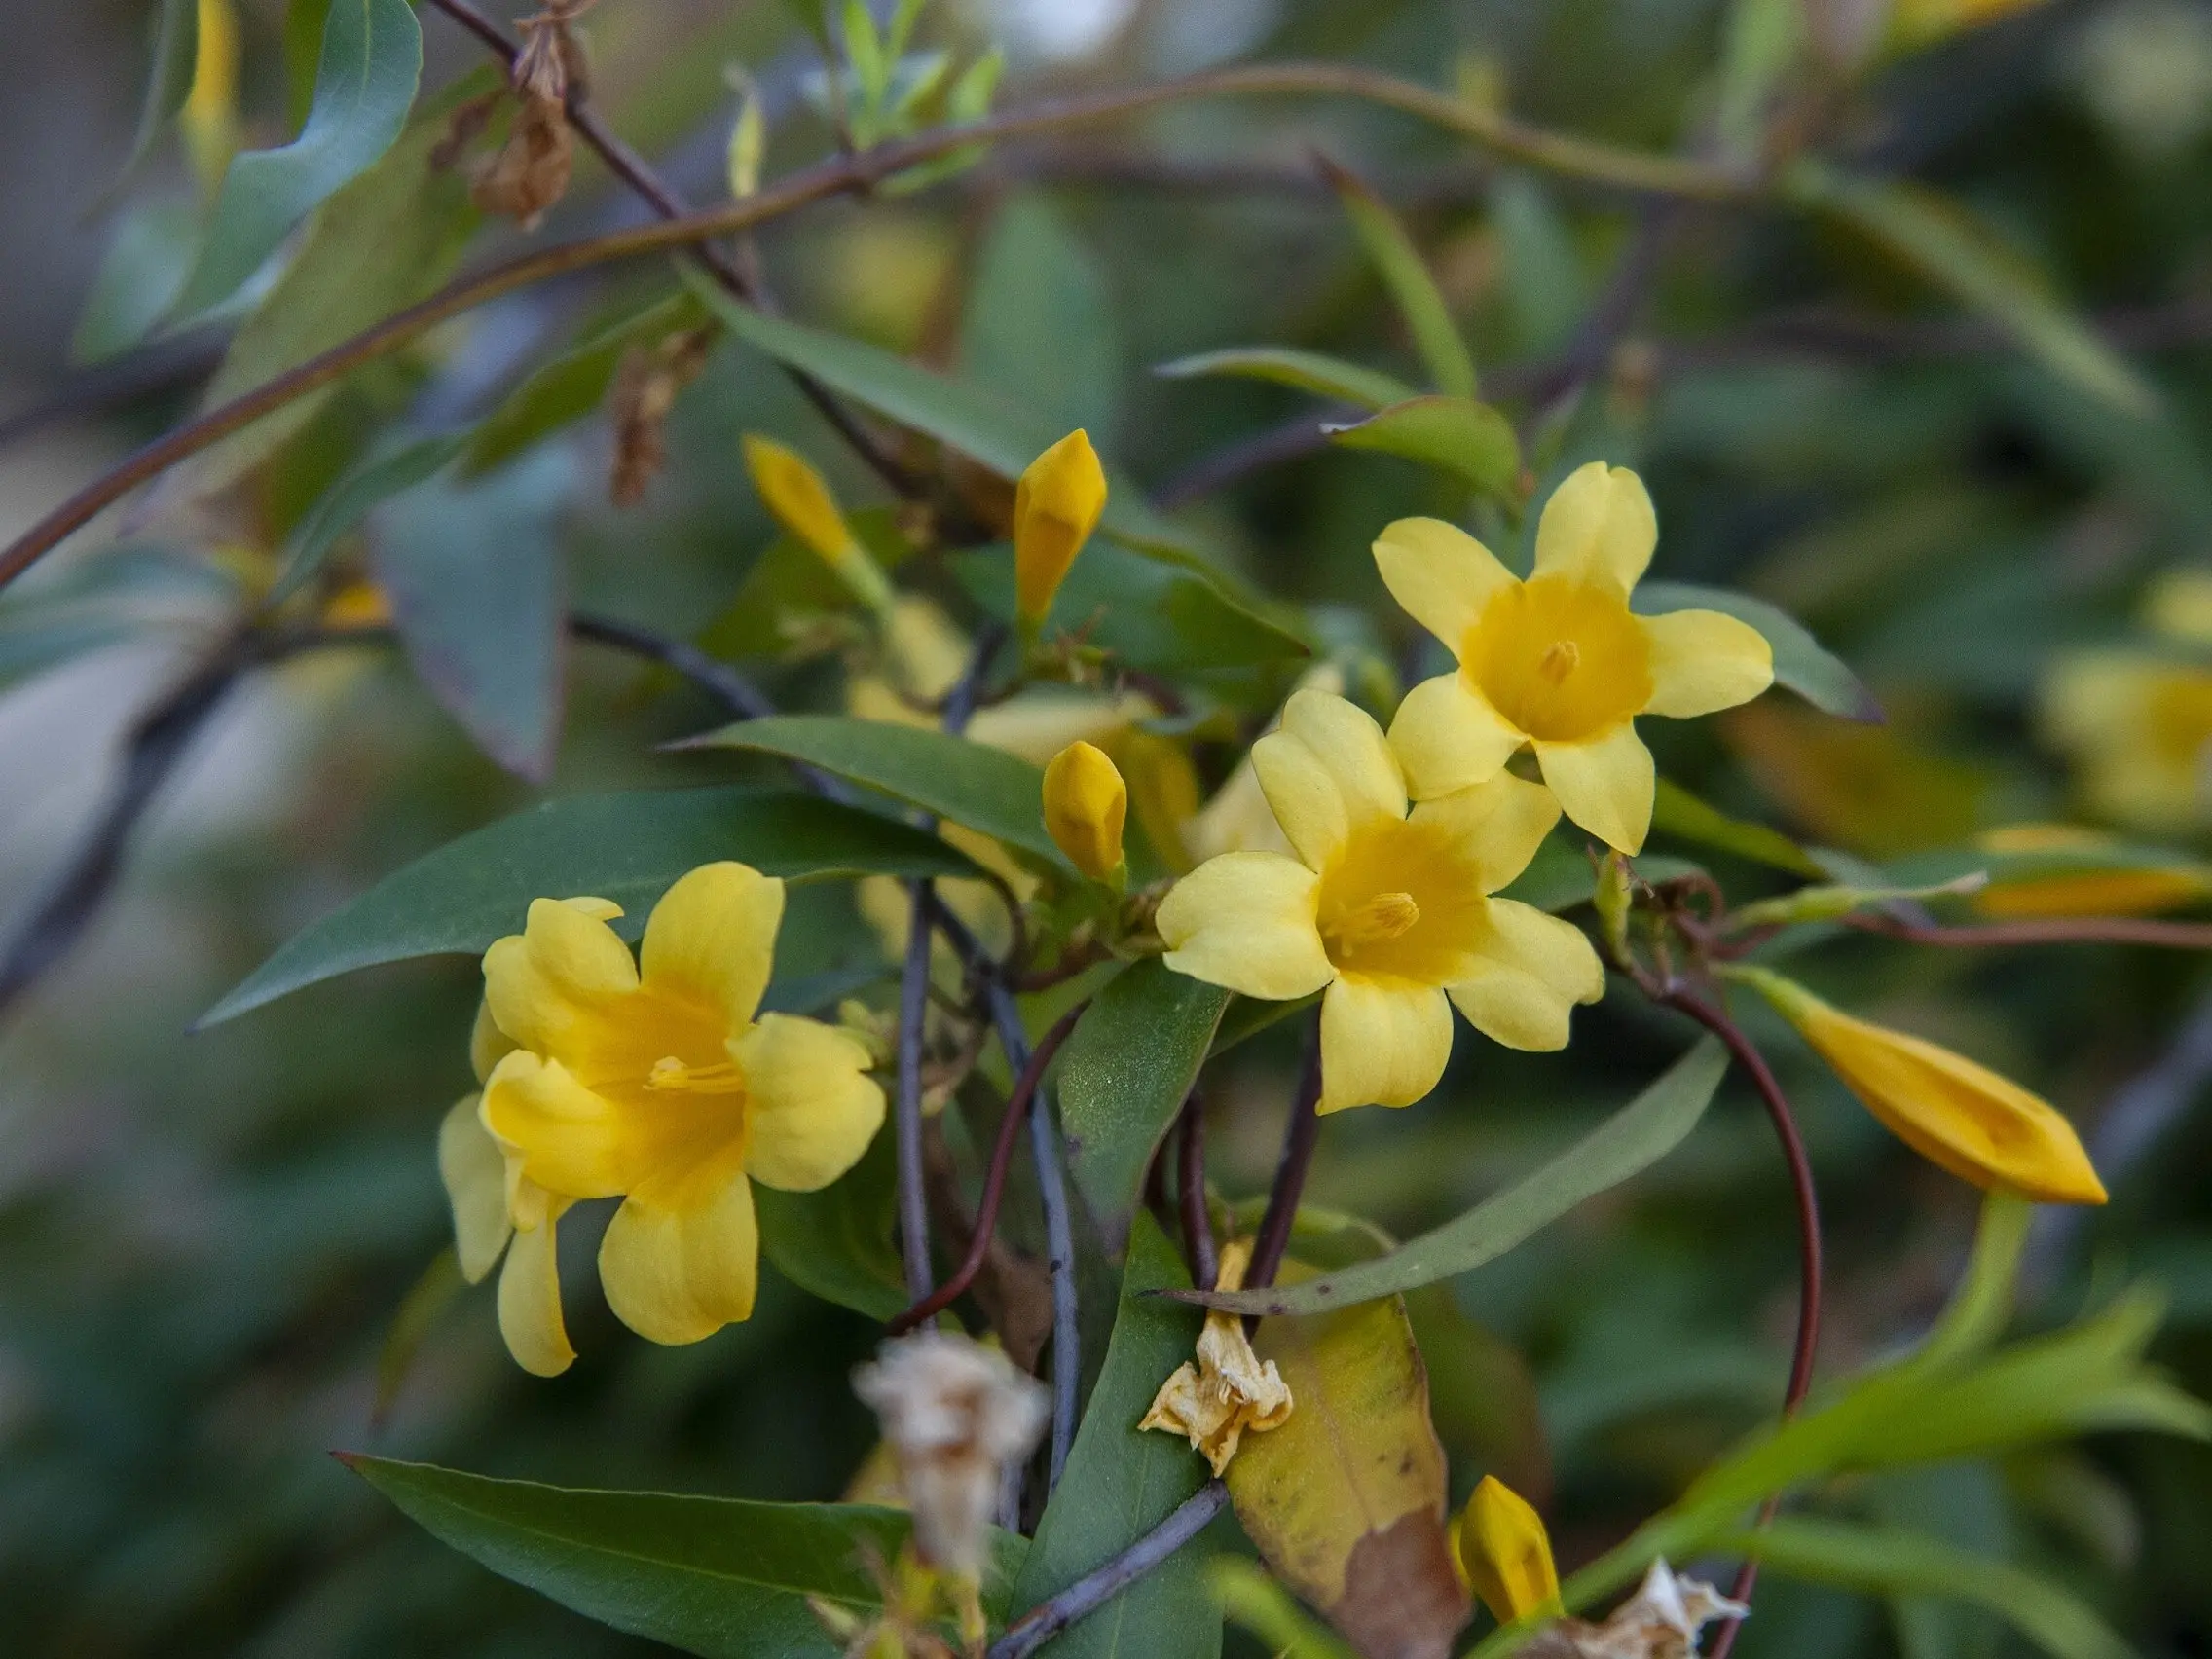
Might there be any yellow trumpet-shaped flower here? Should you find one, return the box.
[2041,651,2212,834]
[1043,740,1127,882]
[1971,824,2212,919]
[440,864,887,1375]
[1014,429,1107,626]
[743,433,894,616]
[1729,966,2106,1205]
[1375,461,1773,853]
[1456,1476,1562,1626]
[1156,690,1604,1114]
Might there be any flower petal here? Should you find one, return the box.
[1530,461,1657,592]
[1640,608,1774,719]
[1388,673,1527,801]
[736,1014,887,1192]
[470,998,518,1087]
[481,1051,633,1199]
[1373,517,1516,655]
[440,1092,511,1283]
[1158,852,1334,1002]
[482,897,640,1059]
[1318,975,1455,1112]
[640,862,784,1027]
[497,1207,575,1376]
[1448,899,1604,1051]
[1410,771,1562,894]
[1534,724,1655,854]
[598,1167,760,1344]
[1253,691,1407,869]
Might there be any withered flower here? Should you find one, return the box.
[608,326,717,506]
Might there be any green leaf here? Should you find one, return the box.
[346,1456,1024,1657]
[1324,162,1476,397]
[1155,348,1417,413]
[196,66,495,492]
[171,0,424,319]
[74,201,200,364]
[1184,1040,1728,1316]
[1651,779,1825,878]
[756,1126,905,1321]
[949,541,1308,678]
[117,0,201,188]
[1722,1519,2133,1659]
[962,193,1120,442]
[680,269,1201,560]
[1326,396,1523,499]
[1210,1560,1356,1659]
[1635,580,1883,723]
[201,788,978,1025]
[374,1247,465,1424]
[1011,1214,1217,1659]
[373,453,566,781]
[1789,166,2155,418]
[1056,962,1232,1223]
[685,715,1064,867]
[271,431,462,605]
[464,290,710,476]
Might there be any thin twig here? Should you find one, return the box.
[887,999,1089,1335]
[420,0,919,496]
[2,60,1750,597]
[986,1481,1231,1659]
[568,612,776,718]
[895,892,937,1302]
[1177,1090,1217,1292]
[1244,1014,1324,1300]
[1659,988,1824,1654]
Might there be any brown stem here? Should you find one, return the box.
[884,998,1089,1336]
[1658,988,1823,1655]
[1840,912,2212,951]
[1244,1014,1324,1299]
[2,62,1748,597]
[1177,1090,1218,1292]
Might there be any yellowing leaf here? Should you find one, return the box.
[1226,1262,1468,1659]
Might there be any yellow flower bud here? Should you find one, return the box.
[1042,740,1127,882]
[1730,966,2107,1205]
[742,434,894,616]
[1456,1476,1561,1626]
[1014,429,1107,626]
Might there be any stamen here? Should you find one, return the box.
[1537,639,1580,685]
[1327,891,1421,953]
[645,1055,743,1091]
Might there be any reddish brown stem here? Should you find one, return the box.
[1244,1016,1324,1300]
[1177,1091,1218,1292]
[885,999,1088,1336]
[1660,988,1823,1656]
[1840,912,2212,950]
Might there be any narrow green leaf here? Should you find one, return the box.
[1326,396,1523,499]
[374,1247,464,1423]
[1057,962,1232,1223]
[464,290,709,476]
[757,1126,905,1321]
[1210,1561,1356,1659]
[1791,166,2155,417]
[685,715,1064,867]
[1916,1192,2033,1372]
[1011,1214,1217,1659]
[1155,348,1417,413]
[1723,1519,2134,1659]
[1323,161,1476,397]
[962,194,1119,442]
[1651,779,1825,877]
[117,0,201,188]
[949,542,1308,677]
[73,201,199,364]
[1635,580,1883,723]
[1184,1041,1728,1315]
[171,0,424,318]
[271,431,461,604]
[680,269,1202,560]
[201,788,978,1025]
[346,1456,1024,1657]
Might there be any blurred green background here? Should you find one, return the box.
[6,0,2212,1652]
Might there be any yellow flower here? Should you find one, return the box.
[1014,429,1107,627]
[1139,1237,1294,1475]
[1156,690,1604,1114]
[182,0,240,196]
[443,865,886,1375]
[2042,651,2212,833]
[743,433,894,616]
[1181,666,1349,866]
[1043,740,1127,882]
[1972,824,2212,919]
[1729,966,2106,1205]
[1375,461,1773,853]
[1455,1476,1562,1626]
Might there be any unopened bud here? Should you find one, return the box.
[1456,1476,1561,1625]
[742,434,895,618]
[1043,740,1127,883]
[1013,430,1106,628]
[851,1332,1048,1578]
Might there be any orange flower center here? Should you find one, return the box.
[1463,575,1652,742]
